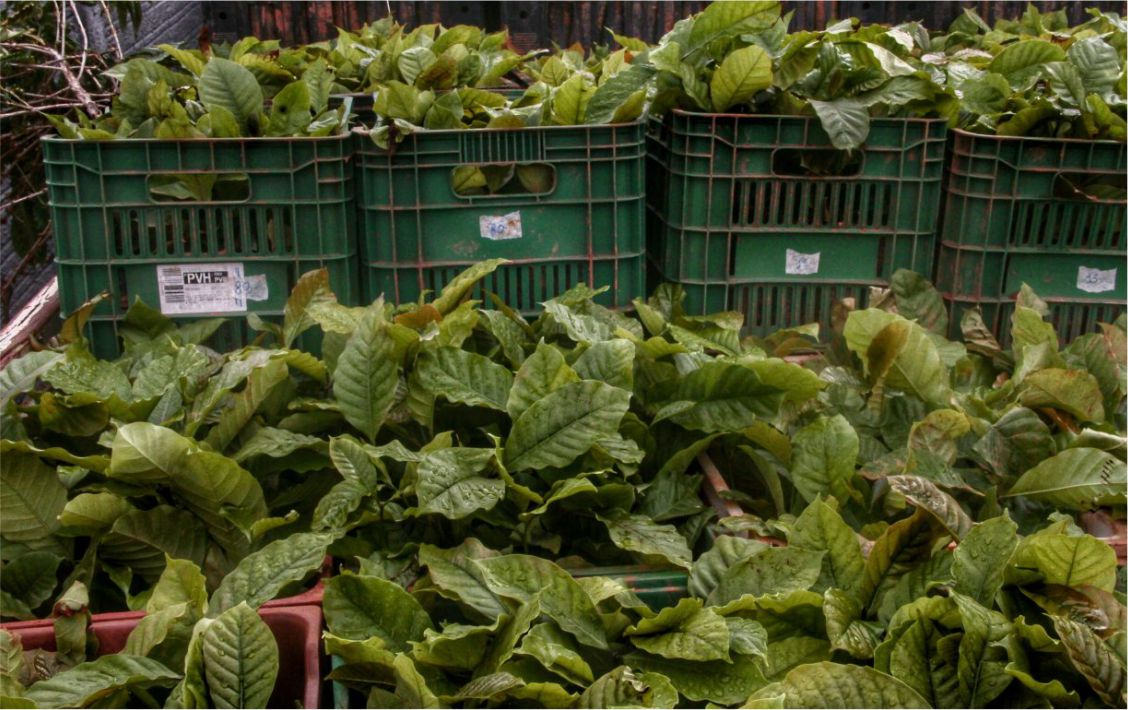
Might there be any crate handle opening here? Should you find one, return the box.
[770,148,863,178]
[1053,172,1127,204]
[148,173,251,203]
[450,163,556,198]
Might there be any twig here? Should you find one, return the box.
[99,0,124,61]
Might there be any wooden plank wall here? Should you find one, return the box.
[204,1,1126,48]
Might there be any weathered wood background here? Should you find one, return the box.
[204,1,1125,49]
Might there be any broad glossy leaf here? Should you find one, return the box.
[791,415,859,505]
[266,80,312,135]
[953,593,1014,707]
[333,311,399,442]
[747,662,930,708]
[989,39,1066,83]
[585,64,656,124]
[412,622,494,672]
[953,514,1017,607]
[515,622,594,684]
[323,573,433,647]
[419,540,506,619]
[1012,532,1117,591]
[416,447,505,519]
[476,554,608,649]
[711,45,772,111]
[99,506,208,579]
[886,475,972,540]
[0,351,63,411]
[415,347,512,411]
[1052,616,1126,707]
[431,259,507,315]
[202,603,279,709]
[578,665,676,708]
[504,381,630,471]
[1006,448,1126,510]
[707,547,824,607]
[625,597,730,661]
[857,510,934,617]
[199,57,264,126]
[655,362,786,433]
[23,654,180,708]
[1018,368,1105,422]
[313,437,385,532]
[282,268,333,348]
[844,309,950,407]
[209,532,333,615]
[573,339,635,390]
[596,512,693,569]
[0,552,61,611]
[626,651,768,705]
[972,407,1055,478]
[687,1,781,54]
[0,452,66,543]
[507,343,579,420]
[688,535,768,599]
[810,98,871,151]
[790,498,864,593]
[823,588,882,658]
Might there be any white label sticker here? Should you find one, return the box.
[156,263,252,315]
[244,274,269,301]
[1077,266,1117,294]
[785,249,821,276]
[479,211,523,241]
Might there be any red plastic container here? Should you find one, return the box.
[2,602,323,708]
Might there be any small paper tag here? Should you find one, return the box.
[243,274,269,301]
[480,211,523,240]
[156,263,249,315]
[785,249,821,276]
[1077,266,1117,294]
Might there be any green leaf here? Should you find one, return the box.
[1005,448,1126,510]
[952,593,1013,707]
[857,510,934,617]
[508,343,579,420]
[845,309,950,407]
[313,437,385,532]
[1052,616,1126,707]
[100,506,208,579]
[208,532,333,615]
[810,98,871,151]
[953,514,1017,607]
[790,498,865,593]
[476,554,608,649]
[109,422,267,536]
[0,351,63,411]
[204,359,289,453]
[202,603,279,709]
[431,259,507,315]
[418,540,506,620]
[415,347,513,411]
[333,311,399,442]
[282,268,334,349]
[791,415,859,505]
[515,622,594,684]
[596,511,693,569]
[416,448,505,519]
[585,64,657,124]
[625,597,730,661]
[655,362,786,433]
[886,475,972,540]
[1012,531,1117,591]
[551,73,593,124]
[0,452,66,543]
[747,662,930,708]
[266,80,312,135]
[707,547,825,607]
[688,535,768,599]
[972,407,1056,478]
[199,57,264,127]
[711,45,773,111]
[578,666,676,708]
[573,339,635,390]
[412,622,495,672]
[626,651,768,705]
[23,655,180,707]
[323,573,433,647]
[686,1,781,55]
[989,40,1066,83]
[1018,368,1106,422]
[0,552,61,611]
[504,381,630,471]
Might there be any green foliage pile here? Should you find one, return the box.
[0,260,1124,708]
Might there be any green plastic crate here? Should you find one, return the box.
[936,129,1126,345]
[647,111,947,336]
[43,136,357,358]
[355,121,646,314]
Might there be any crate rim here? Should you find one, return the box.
[950,125,1127,148]
[351,117,644,141]
[667,108,950,126]
[41,134,350,146]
